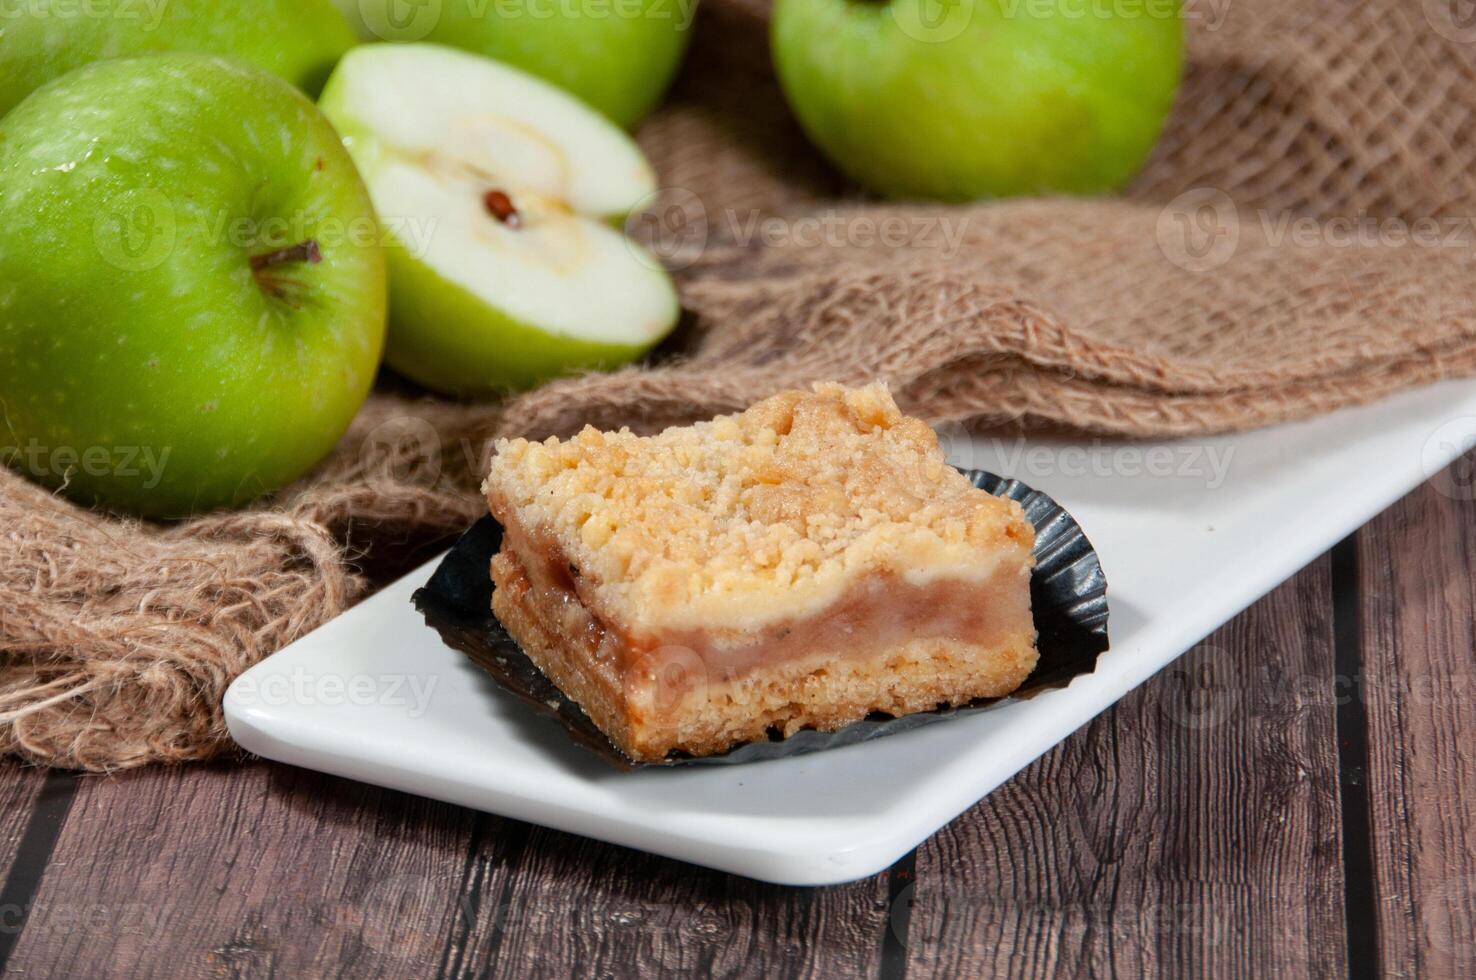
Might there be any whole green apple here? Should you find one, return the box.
[320,44,679,395]
[0,55,387,518]
[771,0,1183,200]
[0,0,358,118]
[340,0,695,127]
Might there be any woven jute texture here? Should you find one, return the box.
[5,0,1476,769]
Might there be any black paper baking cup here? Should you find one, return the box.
[413,469,1109,770]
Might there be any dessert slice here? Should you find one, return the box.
[483,382,1039,762]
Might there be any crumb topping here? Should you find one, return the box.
[484,383,1034,634]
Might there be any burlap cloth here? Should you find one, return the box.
[4,0,1476,770]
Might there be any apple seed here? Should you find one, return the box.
[482,189,522,228]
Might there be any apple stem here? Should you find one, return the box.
[482,190,522,228]
[250,239,322,273]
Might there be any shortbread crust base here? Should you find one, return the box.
[492,549,1039,763]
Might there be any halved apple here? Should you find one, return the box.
[319,44,680,394]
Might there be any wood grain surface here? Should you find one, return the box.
[1359,470,1476,979]
[0,457,1471,979]
[905,560,1348,979]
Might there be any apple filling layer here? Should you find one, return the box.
[491,512,1038,762]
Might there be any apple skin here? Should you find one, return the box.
[771,0,1183,200]
[343,0,694,127]
[0,0,358,118]
[383,246,661,393]
[0,55,387,518]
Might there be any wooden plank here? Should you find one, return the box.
[3,758,892,979]
[2,761,485,979]
[438,822,891,979]
[0,763,58,888]
[0,762,62,970]
[904,560,1349,977]
[1359,458,1476,979]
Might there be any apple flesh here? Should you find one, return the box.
[771,0,1183,200]
[319,44,680,395]
[340,0,695,127]
[0,0,358,118]
[0,54,387,518]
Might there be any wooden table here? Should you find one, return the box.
[0,456,1473,979]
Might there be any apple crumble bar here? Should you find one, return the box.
[483,382,1038,762]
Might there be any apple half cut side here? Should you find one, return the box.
[320,44,681,395]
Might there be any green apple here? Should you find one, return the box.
[0,0,358,118]
[319,44,679,395]
[0,54,387,518]
[771,0,1183,200]
[340,0,695,127]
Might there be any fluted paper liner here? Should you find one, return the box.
[413,469,1109,769]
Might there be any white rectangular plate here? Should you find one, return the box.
[226,381,1476,885]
